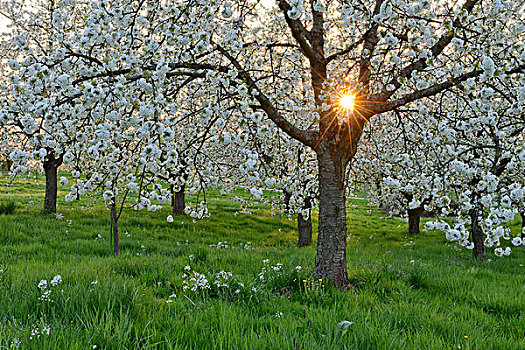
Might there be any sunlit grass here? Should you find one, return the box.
[0,171,524,349]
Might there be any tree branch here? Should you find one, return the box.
[277,0,318,64]
[371,68,483,113]
[326,37,364,63]
[214,42,316,147]
[376,0,481,101]
[358,0,385,88]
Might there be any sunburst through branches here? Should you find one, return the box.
[339,93,356,111]
[313,84,375,152]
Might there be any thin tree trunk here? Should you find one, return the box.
[407,207,424,235]
[110,199,119,255]
[520,211,525,240]
[298,197,312,247]
[171,184,186,216]
[42,152,62,214]
[314,152,349,288]
[5,158,12,170]
[283,190,291,211]
[109,219,113,256]
[376,179,384,208]
[469,207,486,260]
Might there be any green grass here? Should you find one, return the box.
[0,172,524,349]
[0,201,16,215]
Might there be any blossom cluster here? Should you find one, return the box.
[37,275,62,302]
[29,323,51,340]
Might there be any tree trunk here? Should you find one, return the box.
[297,197,312,247]
[469,207,486,260]
[407,207,425,235]
[42,152,62,214]
[520,211,525,240]
[376,179,384,208]
[314,152,349,288]
[283,190,291,211]
[5,158,12,171]
[171,184,186,216]
[110,200,119,255]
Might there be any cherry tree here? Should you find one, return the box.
[424,77,525,259]
[356,72,524,257]
[6,0,525,286]
[158,84,256,218]
[0,0,91,213]
[59,60,247,254]
[243,123,318,247]
[353,111,445,235]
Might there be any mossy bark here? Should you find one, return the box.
[314,150,349,288]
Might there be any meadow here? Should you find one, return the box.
[0,172,524,349]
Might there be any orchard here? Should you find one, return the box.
[0,0,524,348]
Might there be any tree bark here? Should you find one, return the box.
[283,190,291,211]
[469,207,486,260]
[171,184,186,216]
[110,199,119,255]
[520,211,525,240]
[407,207,425,235]
[297,197,312,247]
[42,151,62,214]
[314,151,349,288]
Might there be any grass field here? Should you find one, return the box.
[0,172,524,349]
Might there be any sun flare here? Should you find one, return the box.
[339,93,356,110]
